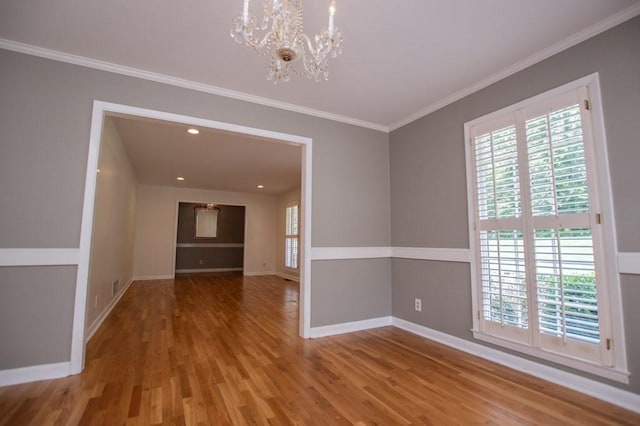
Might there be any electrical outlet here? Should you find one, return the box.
[95,294,100,308]
[112,280,119,296]
[199,259,203,265]
[414,298,422,312]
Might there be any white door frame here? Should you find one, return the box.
[72,100,313,373]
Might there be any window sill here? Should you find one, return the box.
[472,329,629,384]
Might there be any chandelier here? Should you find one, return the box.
[231,0,343,82]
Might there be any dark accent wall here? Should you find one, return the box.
[389,16,640,394]
[175,203,245,271]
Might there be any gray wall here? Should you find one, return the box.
[0,266,76,369]
[390,16,640,394]
[175,203,245,271]
[0,46,390,369]
[312,258,392,327]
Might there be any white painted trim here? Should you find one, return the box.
[97,101,313,145]
[176,243,244,248]
[175,267,243,273]
[132,275,175,281]
[311,246,392,260]
[391,247,470,263]
[2,4,638,134]
[277,271,300,282]
[70,100,106,375]
[309,316,392,338]
[471,330,629,383]
[391,317,640,414]
[388,3,640,130]
[618,252,640,275]
[0,362,71,387]
[587,75,629,371]
[0,248,80,266]
[85,279,134,342]
[309,246,472,262]
[0,39,386,133]
[243,270,277,277]
[300,142,312,338]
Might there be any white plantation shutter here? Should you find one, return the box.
[285,204,299,269]
[474,125,530,343]
[469,86,612,366]
[525,102,603,362]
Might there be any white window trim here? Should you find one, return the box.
[464,73,628,382]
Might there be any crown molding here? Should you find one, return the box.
[0,38,388,133]
[2,3,639,135]
[388,3,640,131]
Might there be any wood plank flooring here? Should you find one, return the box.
[0,273,638,425]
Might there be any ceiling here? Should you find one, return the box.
[111,115,301,195]
[1,1,639,195]
[1,0,639,130]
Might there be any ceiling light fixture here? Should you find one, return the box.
[257,184,264,189]
[187,128,200,135]
[177,176,185,181]
[231,0,343,83]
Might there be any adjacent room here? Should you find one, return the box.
[1,0,639,423]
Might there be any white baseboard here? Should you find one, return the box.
[175,267,242,273]
[391,317,640,414]
[0,362,71,387]
[85,278,134,342]
[309,316,392,338]
[132,274,174,281]
[243,270,277,276]
[276,271,300,282]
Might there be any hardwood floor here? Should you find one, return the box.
[0,273,638,425]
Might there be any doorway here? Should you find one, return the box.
[73,100,312,374]
[174,202,246,274]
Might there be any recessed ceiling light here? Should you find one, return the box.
[187,128,200,135]
[257,185,264,189]
[177,176,185,181]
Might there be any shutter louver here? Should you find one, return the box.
[480,230,527,328]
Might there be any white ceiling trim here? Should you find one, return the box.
[388,3,640,131]
[0,38,388,133]
[1,2,639,134]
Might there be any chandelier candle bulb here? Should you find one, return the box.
[328,1,336,36]
[243,0,249,23]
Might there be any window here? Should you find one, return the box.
[465,75,627,381]
[195,206,219,238]
[285,204,299,269]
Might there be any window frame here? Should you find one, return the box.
[464,73,628,383]
[285,202,299,270]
